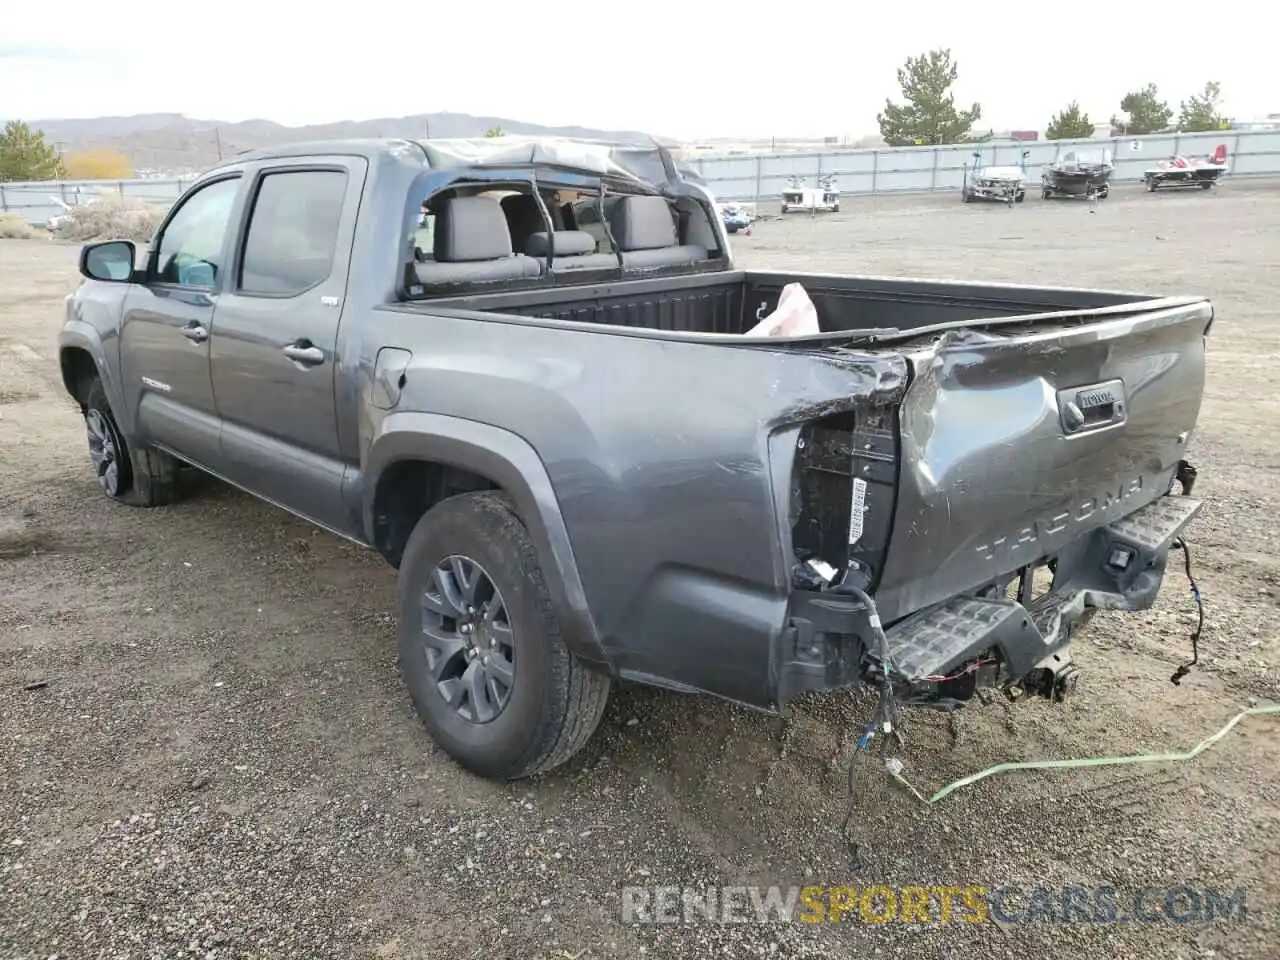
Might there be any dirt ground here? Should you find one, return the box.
[2,181,1279,960]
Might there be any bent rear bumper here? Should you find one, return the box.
[778,492,1202,703]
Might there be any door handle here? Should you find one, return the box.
[282,342,325,366]
[181,322,208,343]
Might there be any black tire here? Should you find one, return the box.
[83,378,179,507]
[396,491,610,780]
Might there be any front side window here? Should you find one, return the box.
[238,169,348,297]
[155,176,241,287]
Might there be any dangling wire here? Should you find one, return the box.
[1169,538,1204,685]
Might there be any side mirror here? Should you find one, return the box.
[80,240,136,282]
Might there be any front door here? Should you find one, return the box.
[119,174,244,466]
[209,159,366,534]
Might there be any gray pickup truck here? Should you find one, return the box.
[59,137,1209,781]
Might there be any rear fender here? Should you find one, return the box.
[362,412,607,667]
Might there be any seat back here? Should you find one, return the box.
[414,196,542,286]
[525,230,619,272]
[608,195,708,271]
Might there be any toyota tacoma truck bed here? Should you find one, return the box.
[58,136,1210,780]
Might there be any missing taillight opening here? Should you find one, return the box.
[790,407,899,589]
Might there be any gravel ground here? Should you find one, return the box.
[2,179,1278,960]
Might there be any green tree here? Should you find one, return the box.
[877,48,982,146]
[1178,81,1226,132]
[1114,84,1172,135]
[0,121,64,182]
[484,126,505,138]
[1045,102,1095,140]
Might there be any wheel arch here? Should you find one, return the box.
[58,325,134,433]
[364,412,607,667]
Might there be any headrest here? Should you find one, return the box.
[525,230,597,258]
[433,196,514,263]
[608,195,678,252]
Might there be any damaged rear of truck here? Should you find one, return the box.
[408,272,1209,727]
[768,291,1208,711]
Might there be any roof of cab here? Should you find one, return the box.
[217,138,427,168]
[202,136,705,193]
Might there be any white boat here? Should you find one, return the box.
[962,149,1030,205]
[780,175,840,214]
[1144,144,1229,192]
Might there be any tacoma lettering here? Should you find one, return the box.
[974,476,1145,563]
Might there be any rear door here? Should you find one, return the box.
[208,157,366,535]
[119,173,245,466]
[872,301,1212,623]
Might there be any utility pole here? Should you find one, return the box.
[214,126,223,160]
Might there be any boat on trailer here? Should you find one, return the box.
[780,175,840,214]
[1042,149,1113,200]
[962,149,1030,205]
[1144,144,1229,191]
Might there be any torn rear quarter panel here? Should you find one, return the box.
[374,303,911,708]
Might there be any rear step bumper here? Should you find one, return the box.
[779,493,1202,703]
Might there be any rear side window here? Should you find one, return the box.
[238,169,348,296]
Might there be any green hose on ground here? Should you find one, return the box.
[892,704,1280,805]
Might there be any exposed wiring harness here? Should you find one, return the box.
[1169,537,1204,685]
[838,527,1210,866]
[830,582,904,867]
[918,657,997,685]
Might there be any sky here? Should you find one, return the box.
[1,2,1274,140]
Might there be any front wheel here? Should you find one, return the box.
[82,378,178,507]
[396,492,611,780]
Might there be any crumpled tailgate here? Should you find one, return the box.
[871,298,1212,624]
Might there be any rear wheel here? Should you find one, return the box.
[83,378,178,507]
[396,492,611,780]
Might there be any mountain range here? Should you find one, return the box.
[26,112,668,173]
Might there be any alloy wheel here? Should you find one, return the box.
[85,409,122,497]
[420,555,516,723]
